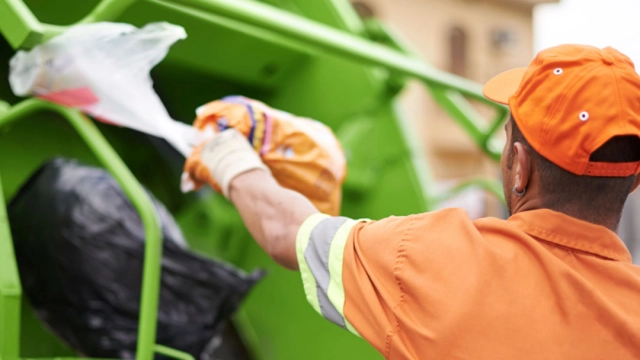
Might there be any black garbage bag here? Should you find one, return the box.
[8,158,263,359]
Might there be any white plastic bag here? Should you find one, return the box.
[9,22,199,157]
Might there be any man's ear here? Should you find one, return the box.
[513,142,531,193]
[630,175,640,193]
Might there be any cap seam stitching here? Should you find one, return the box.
[538,63,604,152]
[583,65,626,175]
[611,64,625,133]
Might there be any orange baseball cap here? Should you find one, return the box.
[483,44,640,177]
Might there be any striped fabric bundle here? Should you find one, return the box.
[193,96,346,215]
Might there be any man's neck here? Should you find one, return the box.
[511,200,621,232]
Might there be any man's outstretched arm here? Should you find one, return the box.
[229,169,318,270]
[183,128,319,270]
[185,129,401,349]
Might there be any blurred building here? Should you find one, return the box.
[353,0,557,216]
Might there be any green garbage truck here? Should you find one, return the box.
[0,0,507,359]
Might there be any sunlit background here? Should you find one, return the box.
[351,0,640,220]
[535,0,640,64]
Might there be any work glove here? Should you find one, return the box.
[181,128,270,197]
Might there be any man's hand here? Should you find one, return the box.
[184,129,319,270]
[182,128,268,195]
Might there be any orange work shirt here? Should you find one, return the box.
[296,208,640,359]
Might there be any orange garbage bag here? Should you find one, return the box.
[193,96,346,216]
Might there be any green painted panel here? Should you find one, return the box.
[122,0,312,89]
[22,0,99,25]
[20,300,76,358]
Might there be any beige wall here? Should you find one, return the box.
[364,1,534,82]
[362,0,538,180]
[351,0,558,216]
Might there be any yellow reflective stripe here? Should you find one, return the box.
[296,213,330,316]
[345,318,359,337]
[327,219,370,337]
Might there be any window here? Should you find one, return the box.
[449,26,468,77]
[351,1,375,19]
[491,28,518,53]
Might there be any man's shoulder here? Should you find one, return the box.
[399,207,505,230]
[365,208,471,232]
[365,208,507,242]
[342,208,514,249]
[383,207,476,223]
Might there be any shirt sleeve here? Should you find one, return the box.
[296,213,411,351]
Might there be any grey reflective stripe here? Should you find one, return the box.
[304,216,349,328]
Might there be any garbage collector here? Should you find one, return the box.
[183,45,640,359]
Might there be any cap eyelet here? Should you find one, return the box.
[579,111,589,121]
[554,68,563,75]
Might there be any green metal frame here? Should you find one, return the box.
[0,0,509,205]
[0,99,192,360]
[0,0,508,160]
[0,175,20,360]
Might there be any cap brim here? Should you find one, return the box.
[483,68,527,105]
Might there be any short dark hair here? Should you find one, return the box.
[509,116,640,225]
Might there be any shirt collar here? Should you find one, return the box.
[507,209,632,263]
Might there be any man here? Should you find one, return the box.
[184,45,640,359]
